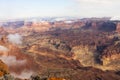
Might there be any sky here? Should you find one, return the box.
[0,0,120,19]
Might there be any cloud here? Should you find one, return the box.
[7,33,22,45]
[0,55,26,66]
[74,0,112,4]
[110,16,120,20]
[11,70,34,79]
[74,0,120,4]
[70,0,120,17]
[0,45,9,52]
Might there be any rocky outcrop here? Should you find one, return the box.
[101,45,120,59]
[0,60,9,76]
[30,67,120,80]
[0,59,14,80]
[100,39,120,70]
[83,21,116,32]
[1,74,14,80]
[72,45,97,66]
[29,38,71,53]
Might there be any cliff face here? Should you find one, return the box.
[83,21,116,32]
[0,20,118,34]
[0,60,14,80]
[0,60,9,76]
[72,45,97,66]
[100,40,120,69]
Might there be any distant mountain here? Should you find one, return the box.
[0,17,120,34]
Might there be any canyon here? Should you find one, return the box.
[0,17,120,80]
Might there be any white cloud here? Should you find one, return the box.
[74,0,119,4]
[11,70,34,79]
[71,0,120,17]
[110,16,120,20]
[7,33,22,45]
[0,55,26,66]
[0,45,9,52]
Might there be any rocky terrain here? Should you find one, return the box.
[30,67,120,80]
[0,18,120,79]
[0,18,118,34]
[0,59,14,80]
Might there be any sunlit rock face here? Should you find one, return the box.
[100,40,120,70]
[0,60,9,77]
[0,59,14,80]
[72,45,97,66]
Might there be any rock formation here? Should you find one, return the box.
[116,22,120,32]
[100,38,120,70]
[0,18,120,79]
